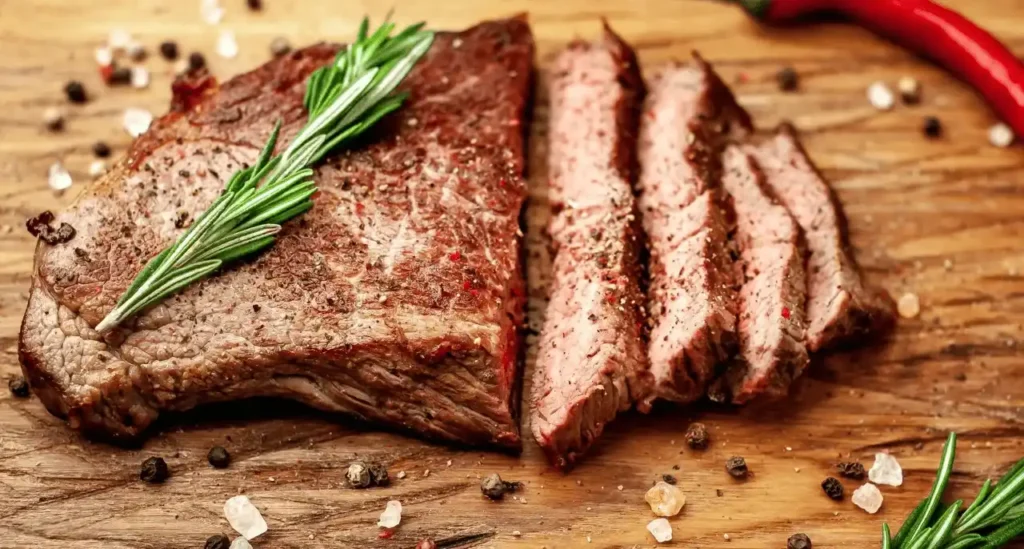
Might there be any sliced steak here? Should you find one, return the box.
[709,145,809,403]
[530,25,651,468]
[746,124,894,352]
[637,55,751,404]
[18,19,534,448]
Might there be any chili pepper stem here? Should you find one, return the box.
[737,0,773,18]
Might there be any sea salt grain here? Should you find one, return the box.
[988,123,1014,148]
[201,0,225,25]
[852,483,884,514]
[645,481,686,517]
[867,81,895,111]
[88,160,107,179]
[869,453,903,486]
[123,108,153,137]
[647,518,672,543]
[217,30,239,58]
[378,500,402,528]
[108,29,132,52]
[230,538,253,549]
[94,46,113,66]
[224,495,267,540]
[48,162,72,191]
[897,293,920,318]
[130,66,150,89]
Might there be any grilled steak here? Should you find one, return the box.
[637,54,751,404]
[530,25,652,468]
[746,124,894,352]
[709,145,809,403]
[18,18,534,448]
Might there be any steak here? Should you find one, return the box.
[709,145,809,403]
[18,18,534,448]
[530,25,652,468]
[637,54,751,404]
[746,124,895,352]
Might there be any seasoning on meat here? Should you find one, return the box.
[529,23,652,469]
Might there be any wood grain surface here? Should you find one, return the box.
[1,0,1023,547]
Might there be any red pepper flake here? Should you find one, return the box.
[469,289,480,297]
[498,179,506,187]
[646,110,656,120]
[449,251,462,261]
[355,202,365,215]
[507,118,520,127]
[378,529,395,539]
[736,71,749,84]
[99,65,114,83]
[782,307,791,319]
[462,280,473,291]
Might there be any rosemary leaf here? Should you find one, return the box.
[984,514,1024,547]
[902,433,958,545]
[882,523,892,549]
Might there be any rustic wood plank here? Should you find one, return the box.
[1,0,1022,547]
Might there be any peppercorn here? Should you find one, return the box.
[207,446,231,468]
[64,81,87,104]
[204,534,230,549]
[43,107,64,131]
[777,67,799,92]
[140,456,169,483]
[270,37,292,58]
[661,474,677,485]
[821,477,844,500]
[726,456,748,479]
[8,376,30,398]
[788,533,812,549]
[246,0,262,10]
[159,41,180,61]
[93,141,111,158]
[416,540,438,549]
[481,473,520,500]
[109,66,132,86]
[368,461,390,486]
[188,52,207,72]
[685,422,709,449]
[836,461,866,480]
[923,116,942,138]
[347,461,372,488]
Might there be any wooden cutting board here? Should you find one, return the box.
[1,0,1022,547]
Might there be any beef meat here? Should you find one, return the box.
[637,54,752,404]
[530,25,652,469]
[746,124,894,352]
[709,145,809,403]
[18,18,534,448]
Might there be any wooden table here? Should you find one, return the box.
[1,0,1022,547]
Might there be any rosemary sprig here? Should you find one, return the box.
[95,18,434,333]
[883,432,1024,548]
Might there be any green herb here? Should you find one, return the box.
[883,432,1024,548]
[95,18,434,333]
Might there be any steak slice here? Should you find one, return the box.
[637,55,751,404]
[746,124,894,352]
[530,25,652,469]
[709,145,809,403]
[18,18,534,449]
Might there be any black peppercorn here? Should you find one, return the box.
[685,422,709,449]
[822,477,844,500]
[788,533,812,549]
[8,376,30,398]
[159,41,180,61]
[726,456,748,479]
[204,534,230,549]
[777,67,799,92]
[661,474,677,485]
[140,456,169,483]
[836,461,866,480]
[207,446,230,468]
[109,66,132,86]
[481,473,520,500]
[188,52,207,72]
[246,0,262,10]
[923,116,942,138]
[368,462,390,486]
[64,81,87,104]
[92,141,111,158]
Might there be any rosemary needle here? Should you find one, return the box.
[95,18,433,333]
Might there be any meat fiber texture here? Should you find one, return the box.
[18,18,534,449]
[530,25,652,469]
[637,54,752,404]
[745,124,895,352]
[709,145,809,404]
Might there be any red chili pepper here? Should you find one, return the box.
[738,0,1024,138]
[781,306,791,319]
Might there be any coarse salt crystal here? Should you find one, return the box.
[989,123,1014,148]
[397,471,406,479]
[217,30,239,59]
[88,160,107,179]
[645,481,686,517]
[852,482,884,514]
[131,66,150,89]
[898,76,920,103]
[869,453,903,486]
[201,0,225,25]
[867,81,895,111]
[108,29,132,52]
[897,292,920,318]
[224,495,267,540]
[647,518,672,543]
[377,500,402,528]
[230,538,253,549]
[48,162,72,191]
[94,46,113,66]
[127,41,146,61]
[123,108,152,137]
